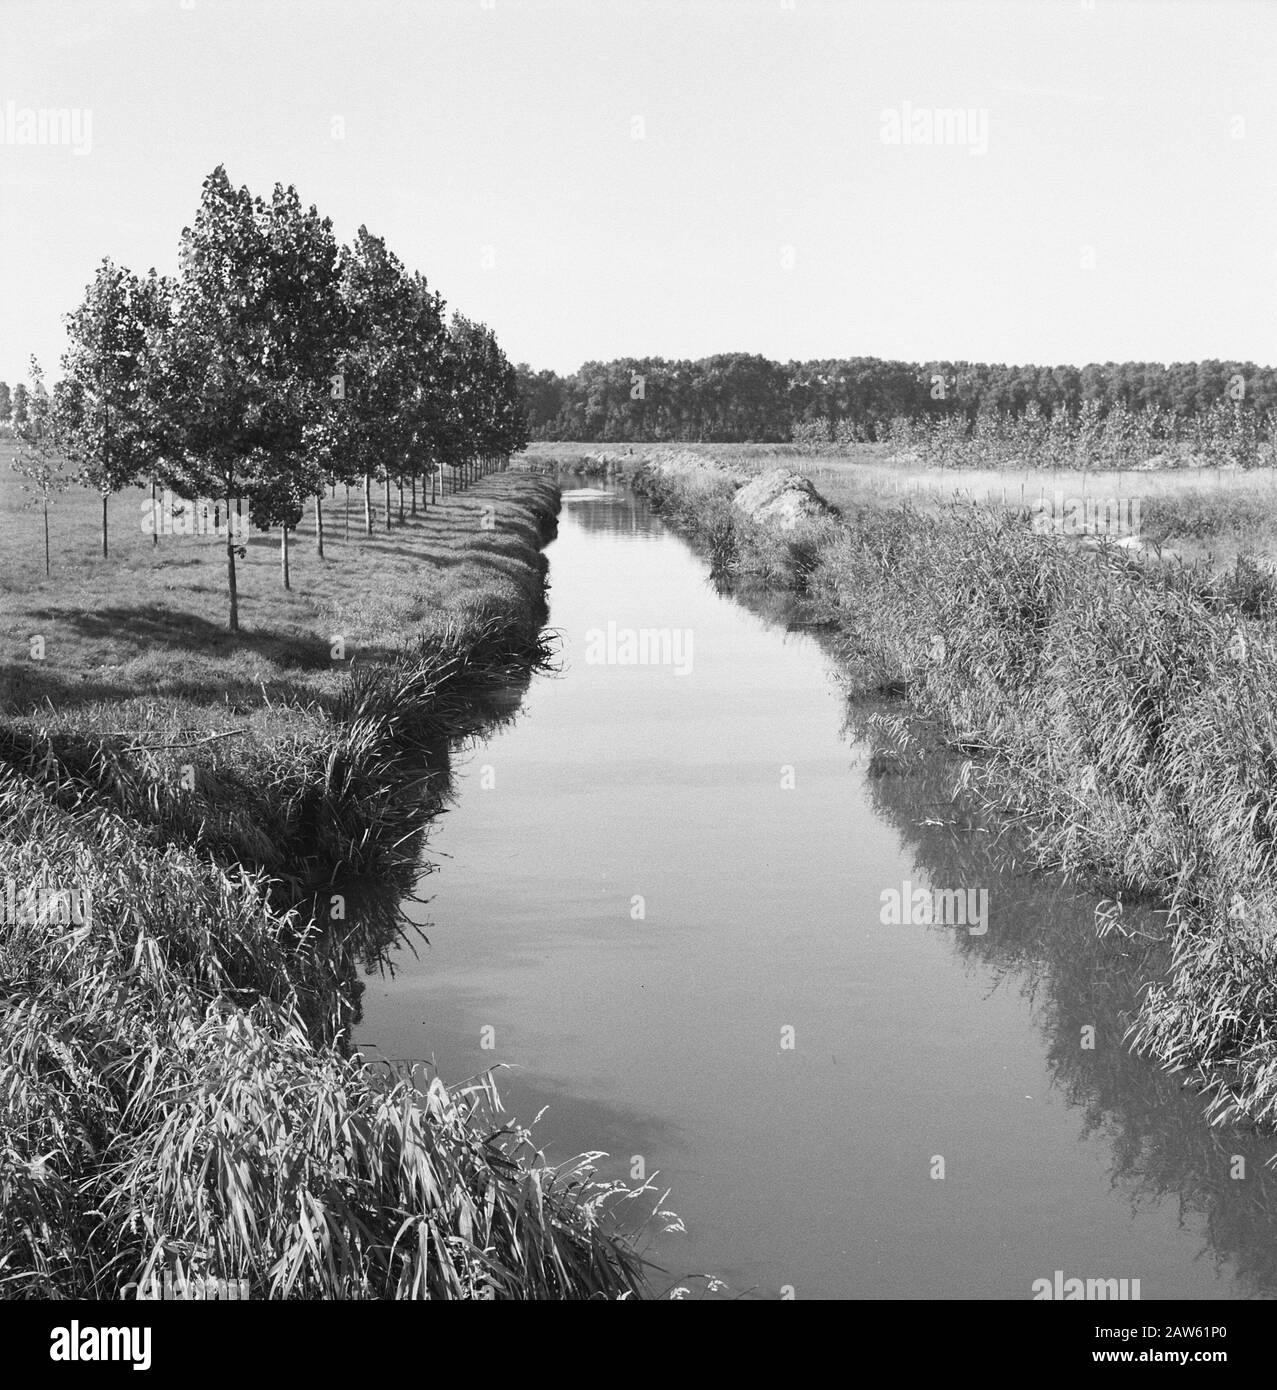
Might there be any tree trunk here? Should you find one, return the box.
[152,478,158,547]
[398,476,404,522]
[384,473,391,532]
[364,473,373,535]
[281,525,290,590]
[102,405,111,559]
[345,482,350,540]
[43,497,50,577]
[410,474,417,515]
[315,494,324,558]
[431,466,437,504]
[226,497,239,633]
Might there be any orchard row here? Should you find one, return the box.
[9,164,529,630]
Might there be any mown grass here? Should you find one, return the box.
[1,457,664,1299]
[634,449,1277,1137]
[1,438,555,717]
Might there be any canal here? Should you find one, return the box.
[358,479,1277,1300]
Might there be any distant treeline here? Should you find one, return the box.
[514,354,1277,443]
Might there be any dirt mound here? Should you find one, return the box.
[732,468,834,531]
[642,448,747,497]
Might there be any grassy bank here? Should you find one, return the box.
[634,448,1277,1137]
[1,468,659,1300]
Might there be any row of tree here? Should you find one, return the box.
[8,165,528,630]
[514,354,1277,444]
[882,398,1277,472]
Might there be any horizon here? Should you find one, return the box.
[2,0,1273,385]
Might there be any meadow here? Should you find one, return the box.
[1,438,550,710]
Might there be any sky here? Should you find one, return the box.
[0,0,1273,385]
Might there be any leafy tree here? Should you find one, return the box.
[248,463,310,590]
[321,229,422,536]
[396,271,449,509]
[57,260,171,559]
[11,361,71,576]
[149,166,342,630]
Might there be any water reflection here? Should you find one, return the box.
[725,578,1277,1297]
[559,488,658,537]
[359,481,1277,1299]
[854,729,1277,1296]
[298,657,546,1049]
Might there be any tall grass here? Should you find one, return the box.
[0,774,654,1298]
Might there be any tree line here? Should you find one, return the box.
[5,165,528,631]
[514,353,1277,444]
[883,397,1277,472]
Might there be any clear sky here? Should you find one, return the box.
[0,0,1273,385]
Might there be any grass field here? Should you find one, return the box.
[518,439,1277,565]
[0,437,553,730]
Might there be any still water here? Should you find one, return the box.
[358,481,1277,1300]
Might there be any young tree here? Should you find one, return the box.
[57,260,170,559]
[398,271,449,510]
[0,381,11,424]
[495,352,531,463]
[248,464,310,591]
[445,316,521,480]
[150,167,342,631]
[444,314,493,488]
[322,229,421,537]
[11,361,70,576]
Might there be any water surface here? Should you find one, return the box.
[358,482,1277,1300]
